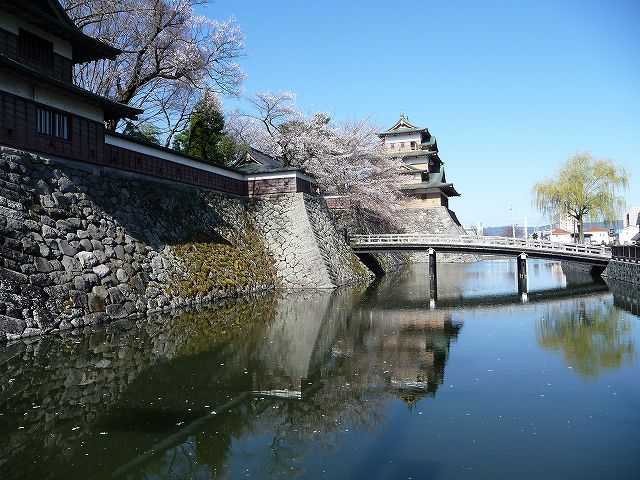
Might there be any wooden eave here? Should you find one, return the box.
[0,54,142,120]
[400,183,460,197]
[0,0,121,63]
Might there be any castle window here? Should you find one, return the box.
[37,107,70,140]
[18,29,54,68]
[410,141,416,150]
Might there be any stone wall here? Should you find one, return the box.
[248,193,371,289]
[605,260,640,285]
[0,146,370,341]
[329,206,407,273]
[395,205,478,263]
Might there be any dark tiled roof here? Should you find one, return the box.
[379,115,429,136]
[0,54,141,120]
[399,168,460,197]
[0,0,121,63]
[235,148,299,174]
[380,126,427,136]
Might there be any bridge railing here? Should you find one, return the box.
[350,234,611,258]
[611,245,640,262]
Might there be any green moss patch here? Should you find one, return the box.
[169,224,276,300]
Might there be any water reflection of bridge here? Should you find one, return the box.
[362,280,609,311]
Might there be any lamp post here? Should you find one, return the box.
[508,204,515,238]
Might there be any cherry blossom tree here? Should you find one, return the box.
[228,92,404,217]
[62,0,245,144]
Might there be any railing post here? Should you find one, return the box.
[517,252,528,295]
[428,248,437,302]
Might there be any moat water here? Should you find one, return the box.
[1,260,639,479]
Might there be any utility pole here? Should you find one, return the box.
[509,204,515,238]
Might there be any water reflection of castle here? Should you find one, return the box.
[335,310,462,406]
[251,285,462,407]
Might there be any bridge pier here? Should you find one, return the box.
[517,253,528,295]
[429,248,438,302]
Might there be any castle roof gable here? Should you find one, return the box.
[379,114,429,136]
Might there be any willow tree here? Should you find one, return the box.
[533,152,628,243]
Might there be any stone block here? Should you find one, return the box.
[41,225,58,239]
[107,286,125,304]
[79,238,93,251]
[105,304,127,319]
[114,245,125,260]
[34,257,54,273]
[83,312,109,325]
[115,268,129,283]
[58,239,77,257]
[92,264,111,278]
[0,315,26,336]
[87,294,106,313]
[77,251,98,269]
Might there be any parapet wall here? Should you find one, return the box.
[0,146,369,341]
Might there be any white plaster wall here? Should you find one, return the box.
[550,233,572,243]
[105,134,316,184]
[619,226,640,245]
[383,132,421,145]
[105,134,244,181]
[0,73,104,122]
[624,207,640,227]
[586,231,609,244]
[0,12,73,59]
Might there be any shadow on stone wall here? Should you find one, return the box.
[0,147,276,339]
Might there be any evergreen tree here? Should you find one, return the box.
[122,121,161,145]
[173,90,243,166]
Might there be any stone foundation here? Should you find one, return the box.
[395,206,478,263]
[248,194,370,289]
[605,260,640,285]
[329,206,407,273]
[0,146,369,341]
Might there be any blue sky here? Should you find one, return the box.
[205,0,640,228]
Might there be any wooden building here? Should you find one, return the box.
[379,115,460,208]
[0,0,315,197]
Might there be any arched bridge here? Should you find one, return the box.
[350,234,611,266]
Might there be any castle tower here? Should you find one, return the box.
[378,114,460,209]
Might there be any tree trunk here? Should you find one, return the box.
[577,213,584,244]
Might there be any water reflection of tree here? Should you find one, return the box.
[537,299,636,376]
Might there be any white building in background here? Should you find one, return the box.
[584,227,610,245]
[619,208,640,244]
[557,214,578,234]
[550,228,572,243]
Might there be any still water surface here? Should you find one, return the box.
[1,260,639,479]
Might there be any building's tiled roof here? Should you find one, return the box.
[235,148,300,174]
[0,54,142,120]
[584,227,608,233]
[398,168,460,197]
[379,115,428,136]
[380,126,427,136]
[0,0,121,63]
[552,228,571,235]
